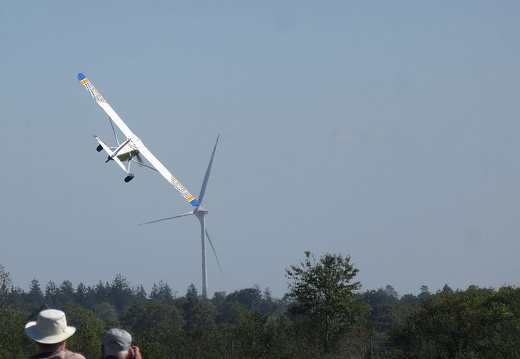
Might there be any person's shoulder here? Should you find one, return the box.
[63,350,86,359]
[26,351,86,359]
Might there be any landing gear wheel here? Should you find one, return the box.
[124,174,135,183]
[96,144,103,152]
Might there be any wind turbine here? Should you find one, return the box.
[140,135,221,299]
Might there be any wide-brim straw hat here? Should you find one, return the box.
[25,309,76,344]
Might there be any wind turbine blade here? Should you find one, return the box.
[198,135,220,204]
[138,212,194,226]
[205,229,223,277]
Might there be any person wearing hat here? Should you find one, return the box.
[102,328,142,359]
[24,308,86,359]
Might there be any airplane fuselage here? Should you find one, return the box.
[116,144,139,162]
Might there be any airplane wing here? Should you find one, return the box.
[78,73,136,139]
[137,145,200,206]
[78,73,200,207]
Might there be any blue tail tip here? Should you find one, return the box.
[77,73,86,81]
[190,199,200,206]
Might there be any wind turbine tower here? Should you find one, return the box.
[140,135,221,299]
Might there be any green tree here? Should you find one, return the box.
[27,279,44,308]
[178,295,216,331]
[58,280,76,304]
[417,285,431,303]
[186,283,198,298]
[211,291,227,312]
[121,300,185,334]
[63,304,106,359]
[44,280,58,304]
[121,301,185,357]
[0,307,33,358]
[109,274,134,311]
[149,280,175,304]
[93,301,119,326]
[5,286,25,309]
[286,251,369,353]
[400,293,420,306]
[0,265,12,306]
[134,285,147,300]
[75,282,88,306]
[226,287,263,312]
[388,286,520,358]
[363,285,402,332]
[85,281,109,308]
[0,265,10,286]
[216,301,274,358]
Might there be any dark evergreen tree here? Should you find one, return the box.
[75,283,88,306]
[186,283,198,298]
[0,265,12,306]
[58,280,75,304]
[178,295,216,331]
[27,279,44,307]
[134,285,147,301]
[109,274,134,311]
[44,281,59,307]
[149,280,175,304]
[87,281,109,307]
[211,291,227,312]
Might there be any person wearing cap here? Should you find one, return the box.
[24,308,86,359]
[102,328,142,359]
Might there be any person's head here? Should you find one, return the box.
[103,328,132,358]
[24,309,76,352]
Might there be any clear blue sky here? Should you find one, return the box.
[1,1,519,298]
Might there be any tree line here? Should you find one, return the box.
[1,252,519,358]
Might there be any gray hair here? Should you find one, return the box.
[104,349,128,358]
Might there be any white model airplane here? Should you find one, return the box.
[77,73,200,207]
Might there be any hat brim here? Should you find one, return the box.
[25,322,76,344]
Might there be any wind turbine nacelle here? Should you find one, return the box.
[194,208,208,215]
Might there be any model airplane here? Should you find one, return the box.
[77,73,199,207]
